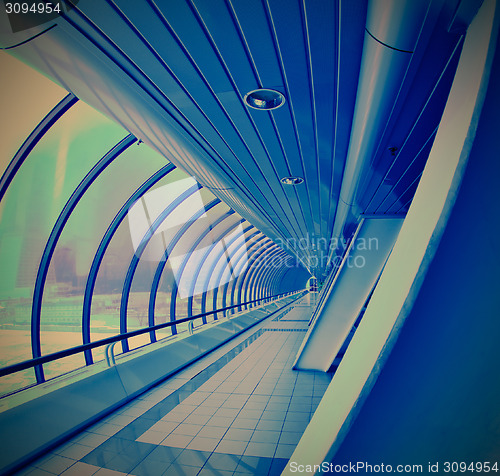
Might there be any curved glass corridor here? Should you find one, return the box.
[1,0,499,473]
[0,53,310,397]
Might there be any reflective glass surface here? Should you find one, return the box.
[0,52,67,177]
[0,55,295,397]
[0,101,126,392]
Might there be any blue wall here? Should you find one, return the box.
[332,31,500,468]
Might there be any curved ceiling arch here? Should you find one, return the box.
[213,235,272,315]
[82,163,176,364]
[147,197,222,337]
[119,182,201,352]
[185,221,253,320]
[238,247,288,308]
[31,134,137,382]
[229,242,283,310]
[203,229,264,318]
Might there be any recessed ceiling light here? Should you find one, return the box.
[244,89,285,110]
[281,176,304,185]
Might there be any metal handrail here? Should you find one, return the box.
[0,291,303,378]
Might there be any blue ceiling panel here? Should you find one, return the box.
[191,0,262,94]
[1,0,477,277]
[228,0,285,87]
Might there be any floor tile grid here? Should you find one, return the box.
[134,313,316,474]
[133,298,320,474]
[17,329,270,476]
[142,332,292,448]
[251,331,318,459]
[121,330,304,474]
[61,322,296,466]
[76,328,273,444]
[144,331,322,462]
[15,297,320,476]
[152,333,306,474]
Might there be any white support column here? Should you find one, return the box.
[293,217,403,372]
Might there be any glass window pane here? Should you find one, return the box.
[207,229,259,293]
[0,52,67,178]
[0,100,126,392]
[91,168,187,352]
[129,188,223,340]
[128,172,209,344]
[151,266,177,340]
[41,143,169,374]
[173,211,237,296]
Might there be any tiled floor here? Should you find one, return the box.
[15,294,331,476]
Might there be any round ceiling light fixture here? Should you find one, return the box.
[244,88,285,110]
[281,176,304,185]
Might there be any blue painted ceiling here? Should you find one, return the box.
[0,0,480,277]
